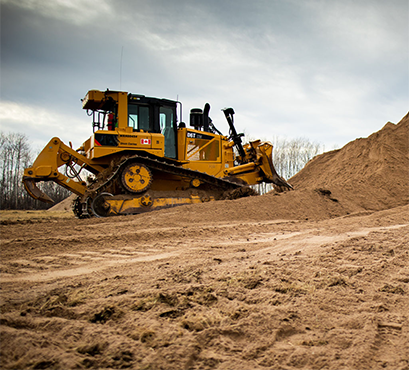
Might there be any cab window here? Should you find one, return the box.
[128,104,150,131]
[160,106,176,158]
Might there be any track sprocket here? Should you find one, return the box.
[121,162,152,193]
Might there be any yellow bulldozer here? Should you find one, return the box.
[23,89,292,217]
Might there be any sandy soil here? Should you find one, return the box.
[1,113,408,369]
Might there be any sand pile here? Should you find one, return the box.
[48,194,76,211]
[289,112,409,211]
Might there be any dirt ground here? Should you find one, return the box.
[1,113,408,369]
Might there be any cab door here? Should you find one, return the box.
[160,106,177,159]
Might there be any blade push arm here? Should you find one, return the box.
[22,137,105,203]
[224,140,293,191]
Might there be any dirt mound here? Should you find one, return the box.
[48,194,76,211]
[288,112,409,211]
[135,188,348,227]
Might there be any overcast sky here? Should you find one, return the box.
[1,0,408,153]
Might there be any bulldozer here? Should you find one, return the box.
[23,89,292,218]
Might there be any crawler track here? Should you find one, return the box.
[74,155,248,218]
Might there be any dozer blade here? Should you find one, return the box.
[257,143,293,192]
[267,162,293,191]
[22,177,55,204]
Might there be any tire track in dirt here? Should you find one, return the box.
[2,223,406,283]
[0,251,179,283]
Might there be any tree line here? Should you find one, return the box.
[251,136,322,195]
[0,131,322,210]
[0,132,70,210]
[272,137,322,179]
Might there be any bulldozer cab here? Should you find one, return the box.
[127,94,178,159]
[83,90,178,159]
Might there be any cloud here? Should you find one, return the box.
[0,0,407,153]
[1,0,113,25]
[0,100,89,151]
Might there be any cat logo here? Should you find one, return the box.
[141,138,151,145]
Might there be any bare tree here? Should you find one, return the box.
[272,137,322,180]
[245,135,322,195]
[0,132,71,210]
[0,132,30,208]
